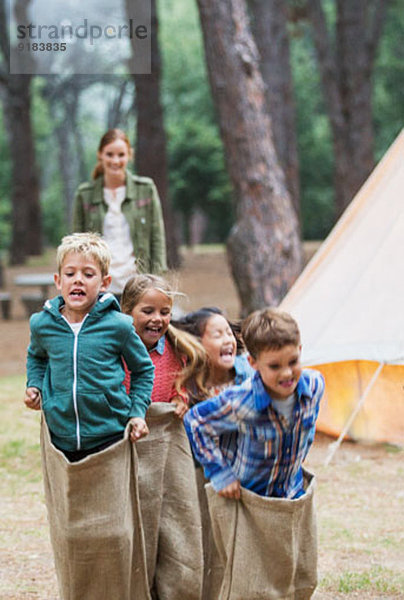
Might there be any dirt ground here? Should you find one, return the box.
[0,246,403,599]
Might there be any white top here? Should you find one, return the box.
[272,393,295,425]
[103,186,137,294]
[61,317,84,335]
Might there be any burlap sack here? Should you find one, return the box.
[136,403,204,600]
[206,471,317,600]
[195,467,224,600]
[40,417,151,600]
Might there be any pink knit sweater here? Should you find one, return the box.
[124,337,186,403]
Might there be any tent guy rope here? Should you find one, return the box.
[324,361,385,466]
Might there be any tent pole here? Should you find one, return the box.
[324,362,385,466]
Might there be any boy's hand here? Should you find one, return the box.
[170,396,189,419]
[218,480,241,500]
[129,417,149,442]
[24,387,41,411]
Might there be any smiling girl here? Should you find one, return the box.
[73,129,167,299]
[172,308,254,599]
[121,273,206,417]
[173,307,254,404]
[121,273,206,598]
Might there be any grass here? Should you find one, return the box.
[0,375,42,489]
[321,565,404,595]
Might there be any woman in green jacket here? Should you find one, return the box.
[73,129,167,298]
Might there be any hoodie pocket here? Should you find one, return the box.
[42,393,76,441]
[77,391,126,436]
[43,390,130,443]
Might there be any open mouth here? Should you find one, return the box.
[145,325,162,335]
[279,379,294,388]
[220,347,235,363]
[70,290,85,297]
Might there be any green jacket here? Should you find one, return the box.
[73,171,167,274]
[26,293,155,452]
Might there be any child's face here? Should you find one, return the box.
[249,344,302,400]
[130,288,172,350]
[201,314,237,373]
[98,139,129,181]
[54,252,111,321]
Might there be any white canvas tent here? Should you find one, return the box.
[281,129,404,446]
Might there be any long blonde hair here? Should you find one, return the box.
[92,128,134,180]
[121,274,207,396]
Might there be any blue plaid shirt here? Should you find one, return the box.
[184,369,325,498]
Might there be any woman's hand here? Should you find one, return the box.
[129,417,149,442]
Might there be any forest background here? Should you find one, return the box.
[0,0,403,310]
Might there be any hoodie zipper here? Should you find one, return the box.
[71,314,89,450]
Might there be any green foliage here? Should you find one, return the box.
[40,178,69,245]
[160,0,212,116]
[167,117,233,244]
[373,0,404,156]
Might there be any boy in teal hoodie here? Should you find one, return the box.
[25,232,154,461]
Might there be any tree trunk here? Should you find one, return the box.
[196,0,302,315]
[133,0,180,268]
[70,101,88,189]
[3,74,42,263]
[53,116,76,228]
[248,0,300,223]
[0,0,42,264]
[307,0,389,215]
[334,0,374,212]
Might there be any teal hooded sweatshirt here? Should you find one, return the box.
[27,293,154,452]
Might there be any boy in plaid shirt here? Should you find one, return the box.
[184,307,325,499]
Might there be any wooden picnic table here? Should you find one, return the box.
[14,273,56,317]
[14,273,56,298]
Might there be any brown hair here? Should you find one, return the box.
[172,307,245,353]
[92,128,133,180]
[241,307,300,359]
[121,273,173,315]
[172,307,245,403]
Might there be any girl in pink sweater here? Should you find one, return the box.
[121,273,205,417]
[122,274,206,598]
